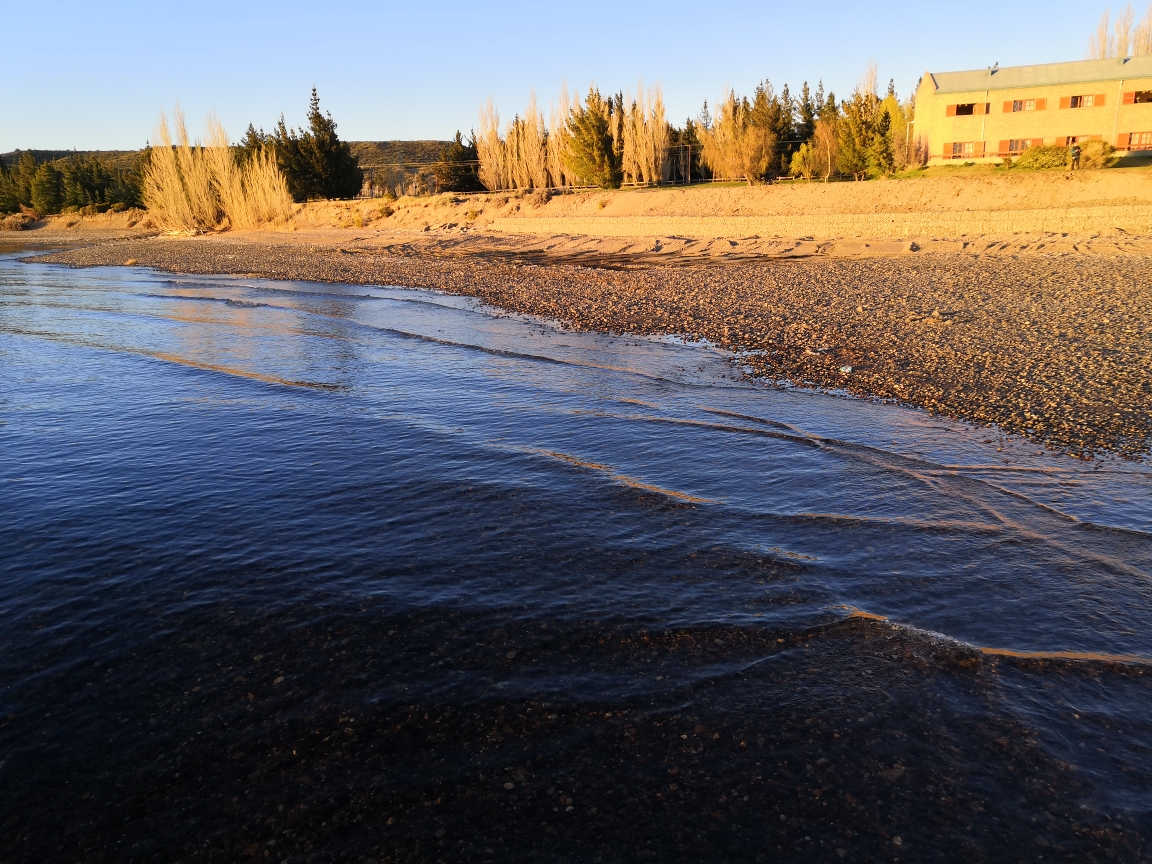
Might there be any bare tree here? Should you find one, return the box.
[1089,10,1114,58]
[1134,4,1152,53]
[1117,4,1135,55]
[813,118,839,181]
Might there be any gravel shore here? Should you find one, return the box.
[30,235,1152,459]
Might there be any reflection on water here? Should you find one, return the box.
[1,254,1150,862]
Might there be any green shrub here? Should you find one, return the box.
[1013,145,1069,170]
[1079,139,1118,168]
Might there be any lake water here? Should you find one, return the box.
[2,249,1150,862]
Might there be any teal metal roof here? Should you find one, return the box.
[930,56,1152,94]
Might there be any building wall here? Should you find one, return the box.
[915,74,1152,162]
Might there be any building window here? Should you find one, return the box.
[1008,139,1033,152]
[1134,91,1152,103]
[1129,131,1152,149]
[1069,95,1095,108]
[952,142,975,157]
[955,103,976,116]
[1011,99,1036,112]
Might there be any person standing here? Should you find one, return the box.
[1070,142,1082,170]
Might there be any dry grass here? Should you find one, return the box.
[143,107,293,232]
[143,112,198,231]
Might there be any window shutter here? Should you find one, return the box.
[1036,98,1047,110]
[1118,132,1131,148]
[974,103,984,115]
[1123,91,1136,105]
[943,143,953,157]
[1059,96,1071,109]
[974,141,986,155]
[1002,100,1013,113]
[1055,136,1067,146]
[1095,93,1106,106]
[946,104,957,117]
[999,139,1010,154]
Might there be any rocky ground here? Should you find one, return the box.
[27,234,1152,460]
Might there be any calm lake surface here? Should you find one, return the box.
[2,249,1151,863]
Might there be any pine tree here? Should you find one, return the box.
[434,131,483,192]
[30,162,64,214]
[302,88,363,199]
[818,85,838,123]
[0,156,16,213]
[869,108,895,175]
[797,82,817,143]
[273,89,364,201]
[563,88,622,188]
[674,118,706,181]
[10,152,37,208]
[238,124,270,164]
[837,91,875,180]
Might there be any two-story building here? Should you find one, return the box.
[915,56,1152,162]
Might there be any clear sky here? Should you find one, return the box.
[2,0,1111,152]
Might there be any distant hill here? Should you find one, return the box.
[1,149,142,170]
[3,143,453,171]
[348,141,452,169]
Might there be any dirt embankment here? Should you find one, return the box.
[16,167,1152,253]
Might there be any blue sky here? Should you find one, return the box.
[3,0,1111,151]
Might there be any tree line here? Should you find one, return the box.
[0,151,145,215]
[466,66,922,191]
[2,89,364,219]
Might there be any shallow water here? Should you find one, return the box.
[1,252,1150,863]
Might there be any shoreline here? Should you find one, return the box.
[18,228,1151,461]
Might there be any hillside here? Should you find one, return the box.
[347,141,452,170]
[1,149,142,170]
[2,142,452,172]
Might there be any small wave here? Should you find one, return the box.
[524,448,717,504]
[147,352,347,391]
[837,607,1152,668]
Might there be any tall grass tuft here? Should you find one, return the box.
[143,110,198,231]
[143,107,294,232]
